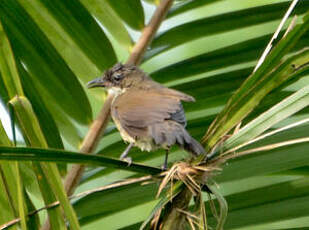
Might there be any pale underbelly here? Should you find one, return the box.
[112,117,159,152]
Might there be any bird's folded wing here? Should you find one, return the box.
[155,87,195,102]
[111,89,192,137]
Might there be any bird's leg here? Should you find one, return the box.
[162,149,169,171]
[120,142,134,165]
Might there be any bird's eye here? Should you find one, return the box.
[113,73,122,81]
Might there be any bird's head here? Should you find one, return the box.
[87,63,149,93]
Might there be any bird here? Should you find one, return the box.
[87,63,205,169]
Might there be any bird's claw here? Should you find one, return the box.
[161,163,168,171]
[121,156,132,166]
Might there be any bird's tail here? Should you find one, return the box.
[150,121,205,156]
[182,134,205,156]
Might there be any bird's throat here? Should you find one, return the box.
[108,87,126,97]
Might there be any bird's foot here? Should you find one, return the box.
[121,156,132,166]
[161,163,168,171]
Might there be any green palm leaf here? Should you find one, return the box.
[0,0,309,229]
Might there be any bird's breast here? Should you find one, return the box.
[112,116,156,152]
[112,115,135,143]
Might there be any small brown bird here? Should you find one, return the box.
[87,63,204,169]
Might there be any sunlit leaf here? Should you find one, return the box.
[9,96,74,229]
[167,0,223,18]
[0,0,92,124]
[203,14,309,150]
[37,0,116,70]
[0,121,18,229]
[150,32,309,85]
[106,0,145,30]
[146,1,309,59]
[81,0,133,50]
[224,85,309,150]
[0,21,23,98]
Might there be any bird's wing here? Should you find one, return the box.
[155,87,195,102]
[111,88,192,138]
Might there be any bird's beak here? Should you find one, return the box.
[87,77,106,89]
